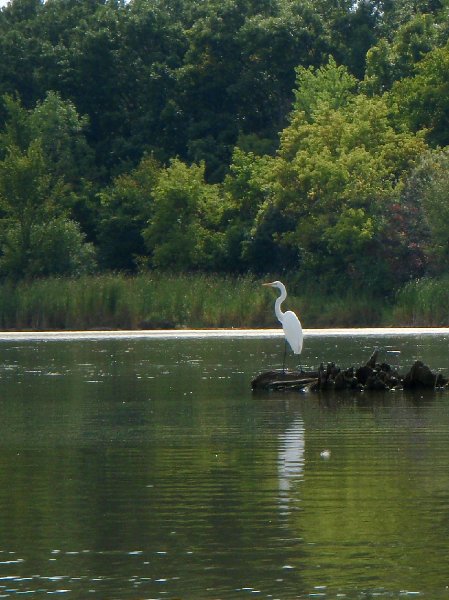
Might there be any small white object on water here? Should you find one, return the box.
[320,449,331,459]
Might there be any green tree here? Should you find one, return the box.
[143,159,225,271]
[0,94,32,153]
[0,141,57,258]
[0,92,98,240]
[327,0,379,78]
[292,56,357,122]
[35,0,187,174]
[0,140,95,279]
[390,42,449,147]
[364,13,440,94]
[98,155,161,271]
[0,92,97,279]
[252,59,428,291]
[175,0,327,181]
[222,148,272,271]
[0,217,96,279]
[0,0,45,106]
[368,0,444,38]
[402,148,449,273]
[29,91,94,186]
[364,38,398,94]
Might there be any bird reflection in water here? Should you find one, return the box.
[278,417,305,514]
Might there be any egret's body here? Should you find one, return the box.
[280,310,303,355]
[263,280,303,369]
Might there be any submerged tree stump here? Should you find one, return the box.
[251,350,448,392]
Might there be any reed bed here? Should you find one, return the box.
[0,272,404,330]
[289,279,392,327]
[0,273,276,330]
[394,277,449,326]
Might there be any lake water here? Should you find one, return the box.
[0,329,449,599]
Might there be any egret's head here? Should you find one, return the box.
[262,281,283,290]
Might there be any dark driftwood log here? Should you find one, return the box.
[250,370,318,391]
[251,350,448,392]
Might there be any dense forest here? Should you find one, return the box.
[1,0,449,302]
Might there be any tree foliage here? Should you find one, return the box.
[143,159,225,271]
[0,0,447,291]
[246,59,428,290]
[98,155,161,271]
[402,149,449,273]
[0,94,96,279]
[390,43,449,147]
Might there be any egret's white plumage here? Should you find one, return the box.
[263,280,303,355]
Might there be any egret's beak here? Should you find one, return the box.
[262,282,274,287]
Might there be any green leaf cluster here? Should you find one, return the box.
[143,159,225,271]
[0,94,95,279]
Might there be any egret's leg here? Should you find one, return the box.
[282,340,287,373]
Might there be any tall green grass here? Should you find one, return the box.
[301,288,391,327]
[0,273,274,330]
[0,272,403,330]
[287,278,393,327]
[394,276,449,325]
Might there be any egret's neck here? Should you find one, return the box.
[274,287,286,323]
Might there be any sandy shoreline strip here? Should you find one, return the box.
[0,327,448,340]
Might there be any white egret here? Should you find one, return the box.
[263,280,303,371]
